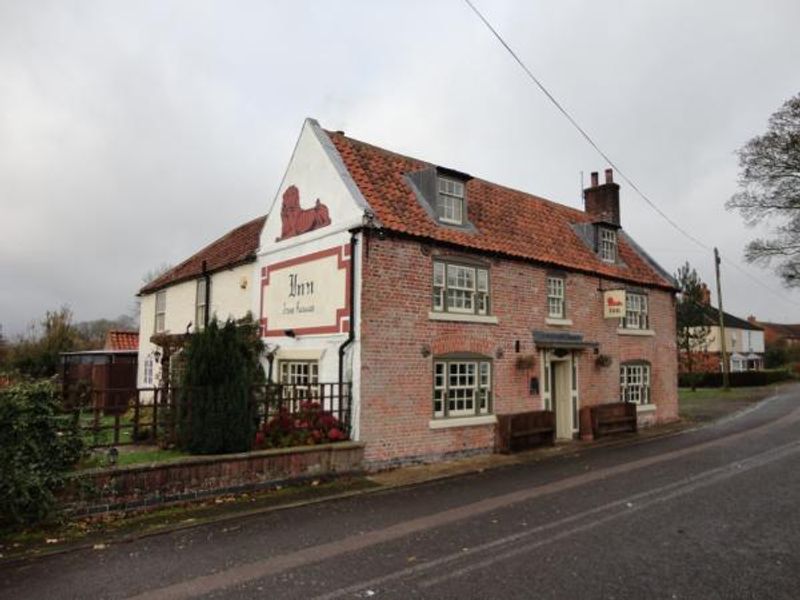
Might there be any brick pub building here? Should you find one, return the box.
[141,119,679,469]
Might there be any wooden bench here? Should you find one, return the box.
[496,410,555,454]
[591,402,637,438]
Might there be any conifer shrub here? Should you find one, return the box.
[0,380,84,528]
[178,315,265,455]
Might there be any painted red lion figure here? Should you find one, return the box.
[279,185,331,240]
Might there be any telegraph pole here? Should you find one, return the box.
[714,248,730,390]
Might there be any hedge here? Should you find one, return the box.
[0,380,84,528]
[678,369,792,388]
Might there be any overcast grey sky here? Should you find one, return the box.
[2,0,799,337]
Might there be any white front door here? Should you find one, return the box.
[541,350,579,440]
[553,361,571,439]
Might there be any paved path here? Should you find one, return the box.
[3,385,800,599]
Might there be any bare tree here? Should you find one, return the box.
[726,93,800,286]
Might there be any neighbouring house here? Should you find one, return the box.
[748,317,800,368]
[679,284,764,373]
[139,118,680,468]
[751,319,800,350]
[135,215,266,389]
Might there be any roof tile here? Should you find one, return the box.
[104,330,139,351]
[140,215,265,295]
[326,130,673,289]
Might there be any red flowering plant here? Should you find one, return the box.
[254,401,348,449]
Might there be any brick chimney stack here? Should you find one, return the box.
[584,168,620,226]
[699,283,711,305]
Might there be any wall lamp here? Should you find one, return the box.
[284,329,296,338]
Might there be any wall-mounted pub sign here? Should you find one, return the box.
[260,245,351,336]
[603,289,626,319]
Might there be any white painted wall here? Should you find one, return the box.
[136,262,257,388]
[703,326,765,354]
[255,118,370,440]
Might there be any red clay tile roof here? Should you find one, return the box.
[140,215,266,295]
[758,322,800,338]
[104,330,139,351]
[326,131,674,290]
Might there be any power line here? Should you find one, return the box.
[462,0,800,309]
[462,0,709,251]
[722,259,800,308]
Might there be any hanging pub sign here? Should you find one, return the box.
[603,289,626,319]
[260,245,351,337]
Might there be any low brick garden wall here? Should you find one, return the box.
[63,441,365,516]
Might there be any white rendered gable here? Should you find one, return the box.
[258,118,369,252]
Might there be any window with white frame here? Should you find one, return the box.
[547,276,565,318]
[599,228,617,262]
[195,278,208,331]
[279,360,319,400]
[143,356,154,386]
[436,178,465,225]
[433,359,492,418]
[279,361,319,385]
[154,291,167,333]
[620,363,651,404]
[433,261,489,315]
[621,292,649,330]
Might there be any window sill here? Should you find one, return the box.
[545,317,573,326]
[637,404,656,414]
[429,414,497,430]
[617,328,655,337]
[428,312,499,324]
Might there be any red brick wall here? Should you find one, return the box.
[359,234,678,466]
[62,442,365,516]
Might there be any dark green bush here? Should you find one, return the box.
[678,369,792,388]
[178,316,265,455]
[0,380,84,528]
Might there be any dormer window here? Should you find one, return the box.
[599,227,617,262]
[437,178,465,225]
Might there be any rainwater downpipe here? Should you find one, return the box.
[338,231,359,389]
[201,260,211,328]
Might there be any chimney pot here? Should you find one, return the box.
[605,168,613,184]
[590,172,599,187]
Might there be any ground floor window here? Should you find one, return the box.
[433,359,492,418]
[143,356,154,386]
[620,362,651,404]
[279,361,319,399]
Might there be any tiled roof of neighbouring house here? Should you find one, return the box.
[104,330,139,351]
[325,130,675,290]
[139,215,266,295]
[700,306,764,331]
[758,322,800,338]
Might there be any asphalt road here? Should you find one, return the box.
[3,384,800,600]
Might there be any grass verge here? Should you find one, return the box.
[77,447,188,470]
[678,384,783,423]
